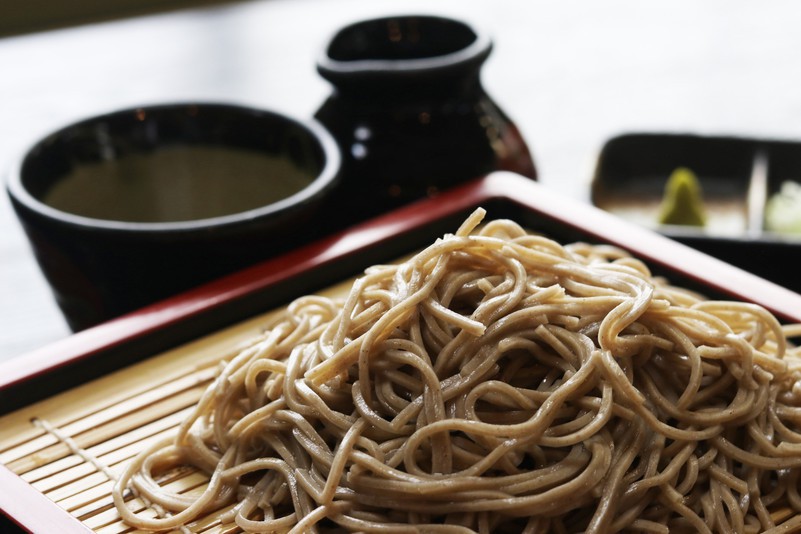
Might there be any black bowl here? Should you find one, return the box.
[7,103,340,330]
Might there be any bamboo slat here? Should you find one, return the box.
[22,409,191,484]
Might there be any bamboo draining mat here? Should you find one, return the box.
[0,282,350,533]
[4,274,801,534]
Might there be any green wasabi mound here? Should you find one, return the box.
[658,167,707,227]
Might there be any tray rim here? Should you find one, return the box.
[3,170,801,533]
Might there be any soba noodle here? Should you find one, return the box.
[113,208,801,533]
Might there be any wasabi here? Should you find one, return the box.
[658,167,707,226]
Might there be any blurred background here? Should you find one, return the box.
[2,0,801,359]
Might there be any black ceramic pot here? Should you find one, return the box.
[7,103,340,330]
[315,15,536,225]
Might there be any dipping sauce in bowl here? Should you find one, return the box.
[42,145,315,223]
[7,103,340,330]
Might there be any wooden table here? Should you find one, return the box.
[2,0,801,361]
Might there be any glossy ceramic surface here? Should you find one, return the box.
[6,103,340,331]
[315,15,536,225]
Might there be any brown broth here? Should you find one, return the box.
[43,146,314,223]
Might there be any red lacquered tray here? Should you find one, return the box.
[2,172,801,533]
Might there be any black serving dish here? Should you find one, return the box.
[591,133,801,293]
